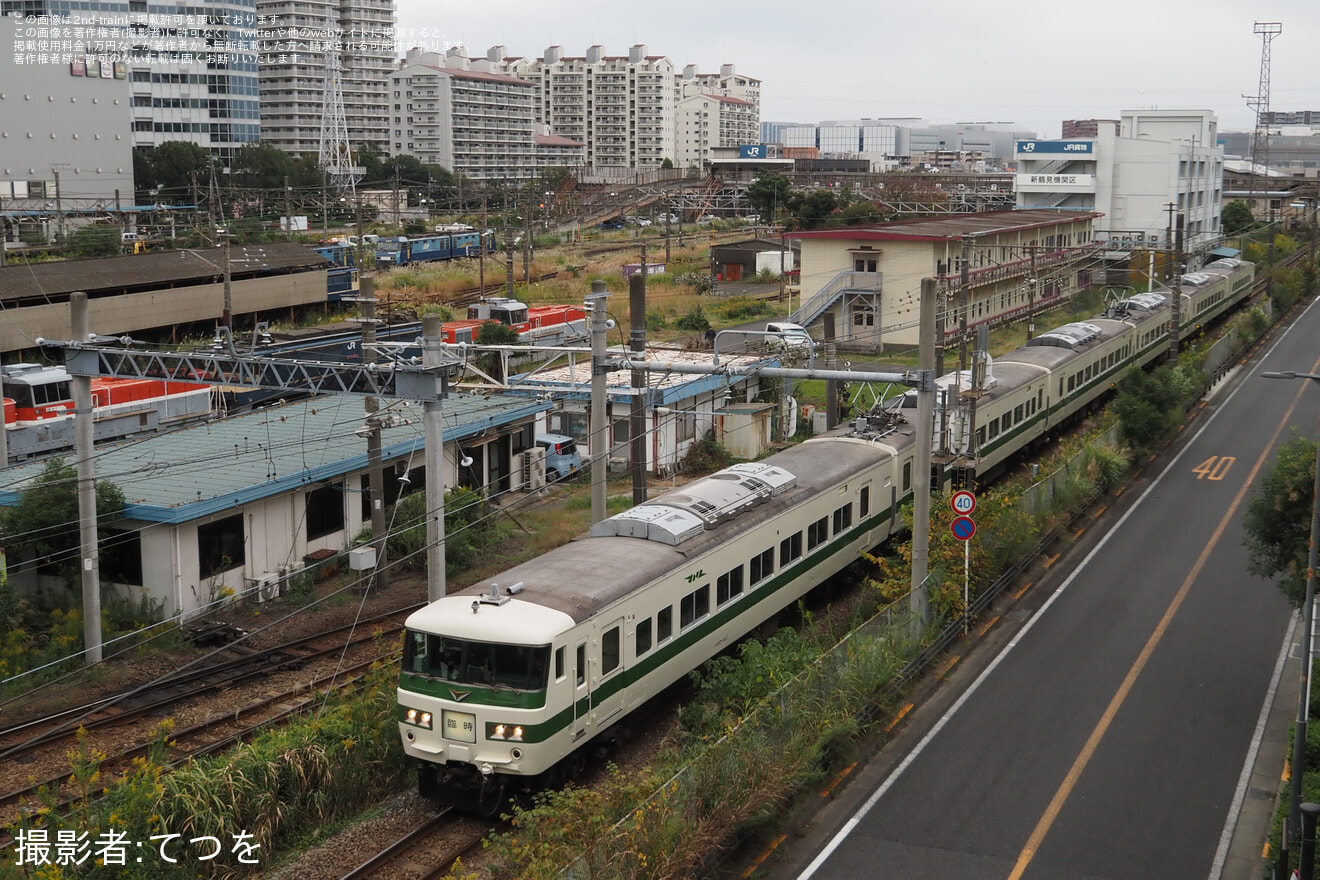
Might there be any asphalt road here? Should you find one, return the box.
[758,299,1320,879]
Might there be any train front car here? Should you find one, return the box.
[399,590,574,815]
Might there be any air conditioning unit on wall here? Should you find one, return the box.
[522,447,547,490]
[248,572,280,604]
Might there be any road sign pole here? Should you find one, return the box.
[964,537,970,635]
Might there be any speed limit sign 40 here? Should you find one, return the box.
[951,490,976,515]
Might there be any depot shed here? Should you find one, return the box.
[711,237,799,281]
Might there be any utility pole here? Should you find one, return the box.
[504,207,515,298]
[630,270,648,506]
[393,162,401,227]
[284,175,293,240]
[588,282,610,525]
[222,230,233,329]
[1168,214,1184,363]
[71,293,102,665]
[911,277,938,631]
[522,195,532,285]
[1027,250,1038,341]
[958,234,971,375]
[423,313,447,601]
[322,170,329,238]
[479,195,487,293]
[665,197,672,263]
[53,169,65,245]
[359,274,388,591]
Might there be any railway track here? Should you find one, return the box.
[0,603,425,830]
[336,810,490,880]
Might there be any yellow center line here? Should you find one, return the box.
[1005,376,1310,880]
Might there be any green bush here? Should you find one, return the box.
[716,296,771,321]
[674,304,710,333]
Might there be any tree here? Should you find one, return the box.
[0,458,125,587]
[230,142,295,190]
[139,141,214,200]
[475,321,522,383]
[796,188,840,229]
[746,172,794,221]
[1244,433,1318,606]
[1222,200,1255,237]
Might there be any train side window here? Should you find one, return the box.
[977,426,986,446]
[859,485,870,517]
[1014,404,1023,422]
[1001,414,1011,432]
[717,566,744,605]
[602,627,620,675]
[657,607,673,643]
[779,532,802,566]
[902,461,912,491]
[555,646,565,681]
[807,517,829,550]
[1038,390,1043,409]
[1067,375,1075,392]
[988,421,999,440]
[681,585,710,628]
[575,644,585,687]
[750,547,774,585]
[636,618,652,657]
[833,503,852,535]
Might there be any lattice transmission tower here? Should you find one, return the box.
[1245,21,1283,176]
[318,24,362,197]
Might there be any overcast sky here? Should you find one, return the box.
[393,0,1318,138]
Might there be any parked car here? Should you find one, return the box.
[536,433,583,481]
[741,214,761,224]
[657,213,679,224]
[764,321,815,352]
[697,215,716,225]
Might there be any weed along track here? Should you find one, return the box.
[0,605,422,830]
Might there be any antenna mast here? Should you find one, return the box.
[1246,21,1282,177]
[318,25,362,197]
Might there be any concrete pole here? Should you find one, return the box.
[71,292,102,665]
[910,277,937,630]
[824,312,838,430]
[222,232,232,329]
[423,314,446,601]
[630,272,648,505]
[361,275,387,591]
[0,365,8,466]
[588,282,610,525]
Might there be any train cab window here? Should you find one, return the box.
[717,566,744,605]
[576,644,586,686]
[657,607,673,643]
[681,585,710,629]
[636,619,652,657]
[750,547,774,585]
[807,517,829,550]
[1038,390,1043,409]
[780,532,803,566]
[555,646,565,681]
[833,503,852,535]
[602,627,621,675]
[860,486,870,517]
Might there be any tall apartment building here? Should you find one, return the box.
[255,0,393,156]
[673,64,760,170]
[1016,109,1223,249]
[1062,119,1120,138]
[491,44,676,171]
[2,0,259,162]
[388,47,560,181]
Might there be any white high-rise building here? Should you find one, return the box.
[256,0,394,156]
[388,47,580,181]
[675,93,758,170]
[491,44,677,172]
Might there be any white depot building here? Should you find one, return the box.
[1015,109,1224,251]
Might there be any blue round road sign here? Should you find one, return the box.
[951,515,976,541]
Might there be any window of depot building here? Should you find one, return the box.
[100,528,143,586]
[549,411,589,444]
[306,482,345,540]
[198,513,244,579]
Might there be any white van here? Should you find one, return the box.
[765,321,814,352]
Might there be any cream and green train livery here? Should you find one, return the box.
[398,421,921,814]
[397,256,1255,814]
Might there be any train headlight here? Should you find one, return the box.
[511,726,524,742]
[487,723,524,742]
[491,724,507,740]
[404,708,433,729]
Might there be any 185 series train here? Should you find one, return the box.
[397,256,1256,814]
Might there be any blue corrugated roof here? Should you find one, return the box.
[0,393,550,524]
